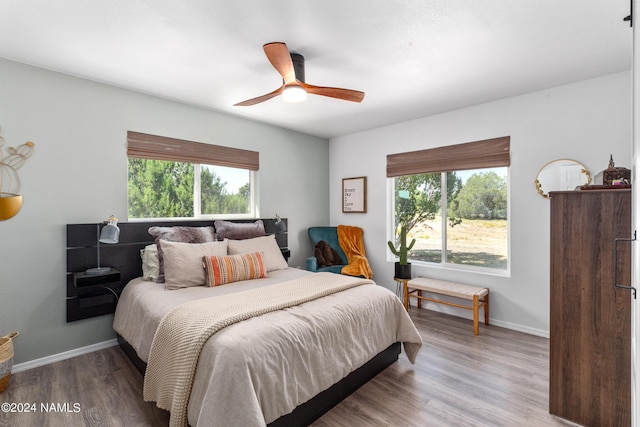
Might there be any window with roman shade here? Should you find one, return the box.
[127,131,259,171]
[387,136,511,273]
[386,136,510,177]
[126,131,259,219]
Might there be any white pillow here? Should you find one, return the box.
[141,244,159,281]
[162,240,228,289]
[227,234,288,272]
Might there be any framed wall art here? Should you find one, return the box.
[342,176,367,213]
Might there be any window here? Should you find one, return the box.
[127,131,258,219]
[387,137,510,272]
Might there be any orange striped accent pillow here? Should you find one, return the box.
[203,252,267,286]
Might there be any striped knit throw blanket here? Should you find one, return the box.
[143,272,373,427]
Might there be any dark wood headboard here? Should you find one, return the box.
[66,218,287,322]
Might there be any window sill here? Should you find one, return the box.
[388,258,511,278]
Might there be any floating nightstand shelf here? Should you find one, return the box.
[67,269,121,322]
[73,270,120,288]
[66,216,122,322]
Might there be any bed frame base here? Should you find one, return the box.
[269,341,401,426]
[117,335,148,376]
[116,335,401,426]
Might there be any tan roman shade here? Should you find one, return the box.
[386,136,510,177]
[127,131,259,171]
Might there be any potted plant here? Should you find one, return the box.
[388,225,416,279]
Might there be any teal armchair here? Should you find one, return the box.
[306,227,348,274]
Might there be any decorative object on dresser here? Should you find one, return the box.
[534,159,591,198]
[549,189,631,426]
[0,129,35,221]
[591,154,631,186]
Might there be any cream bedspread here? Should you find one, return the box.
[113,268,422,427]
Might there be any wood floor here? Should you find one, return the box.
[0,308,581,427]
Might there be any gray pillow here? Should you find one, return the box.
[214,220,265,241]
[148,226,216,283]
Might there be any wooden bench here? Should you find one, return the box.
[404,277,489,336]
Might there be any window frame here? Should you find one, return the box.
[386,137,511,276]
[126,131,258,220]
[194,163,257,219]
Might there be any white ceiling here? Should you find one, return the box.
[0,0,632,139]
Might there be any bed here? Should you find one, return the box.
[67,219,422,427]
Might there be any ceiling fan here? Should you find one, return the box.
[234,42,365,106]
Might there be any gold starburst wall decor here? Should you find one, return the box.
[0,129,35,220]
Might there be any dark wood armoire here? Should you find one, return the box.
[549,189,631,426]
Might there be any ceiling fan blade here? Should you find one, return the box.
[263,42,297,84]
[234,86,284,106]
[301,83,365,103]
[235,42,364,106]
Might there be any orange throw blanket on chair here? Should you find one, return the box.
[337,225,373,279]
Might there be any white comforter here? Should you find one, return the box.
[113,268,422,426]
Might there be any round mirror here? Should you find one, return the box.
[535,159,591,199]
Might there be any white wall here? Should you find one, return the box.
[330,71,632,335]
[0,58,330,364]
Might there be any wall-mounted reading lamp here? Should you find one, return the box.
[86,215,120,275]
[275,214,287,233]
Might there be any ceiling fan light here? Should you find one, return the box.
[282,85,307,103]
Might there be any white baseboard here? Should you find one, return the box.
[12,339,118,374]
[417,304,550,338]
[489,318,549,338]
